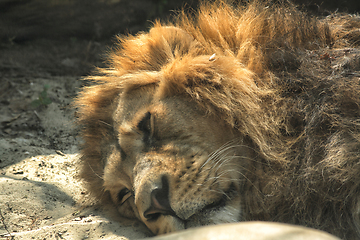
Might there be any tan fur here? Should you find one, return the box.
[75,1,360,239]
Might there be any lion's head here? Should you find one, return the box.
[76,1,360,239]
[104,84,247,233]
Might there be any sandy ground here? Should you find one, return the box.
[0,75,152,239]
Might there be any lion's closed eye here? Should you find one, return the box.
[137,112,152,134]
[118,188,132,205]
[137,111,156,146]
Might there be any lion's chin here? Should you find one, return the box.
[144,215,185,235]
[145,203,241,235]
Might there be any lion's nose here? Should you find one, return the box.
[143,175,176,221]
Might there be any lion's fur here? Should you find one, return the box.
[76,1,360,239]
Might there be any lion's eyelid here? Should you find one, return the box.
[137,112,152,133]
[118,188,133,205]
[137,112,156,143]
[120,192,132,205]
[150,113,155,137]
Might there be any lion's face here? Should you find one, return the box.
[103,83,249,234]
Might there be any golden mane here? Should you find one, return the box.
[79,0,333,163]
[76,1,360,239]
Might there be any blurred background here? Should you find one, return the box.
[0,0,359,77]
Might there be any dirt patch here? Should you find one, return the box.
[0,74,150,239]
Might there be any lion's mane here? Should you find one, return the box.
[76,1,360,239]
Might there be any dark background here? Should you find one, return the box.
[1,0,359,77]
[2,0,359,42]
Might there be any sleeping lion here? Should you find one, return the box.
[76,0,360,239]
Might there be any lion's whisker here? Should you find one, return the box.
[87,162,104,180]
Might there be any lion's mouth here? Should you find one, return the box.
[144,198,228,223]
[200,195,228,213]
[182,183,238,228]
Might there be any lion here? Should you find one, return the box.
[75,0,360,239]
